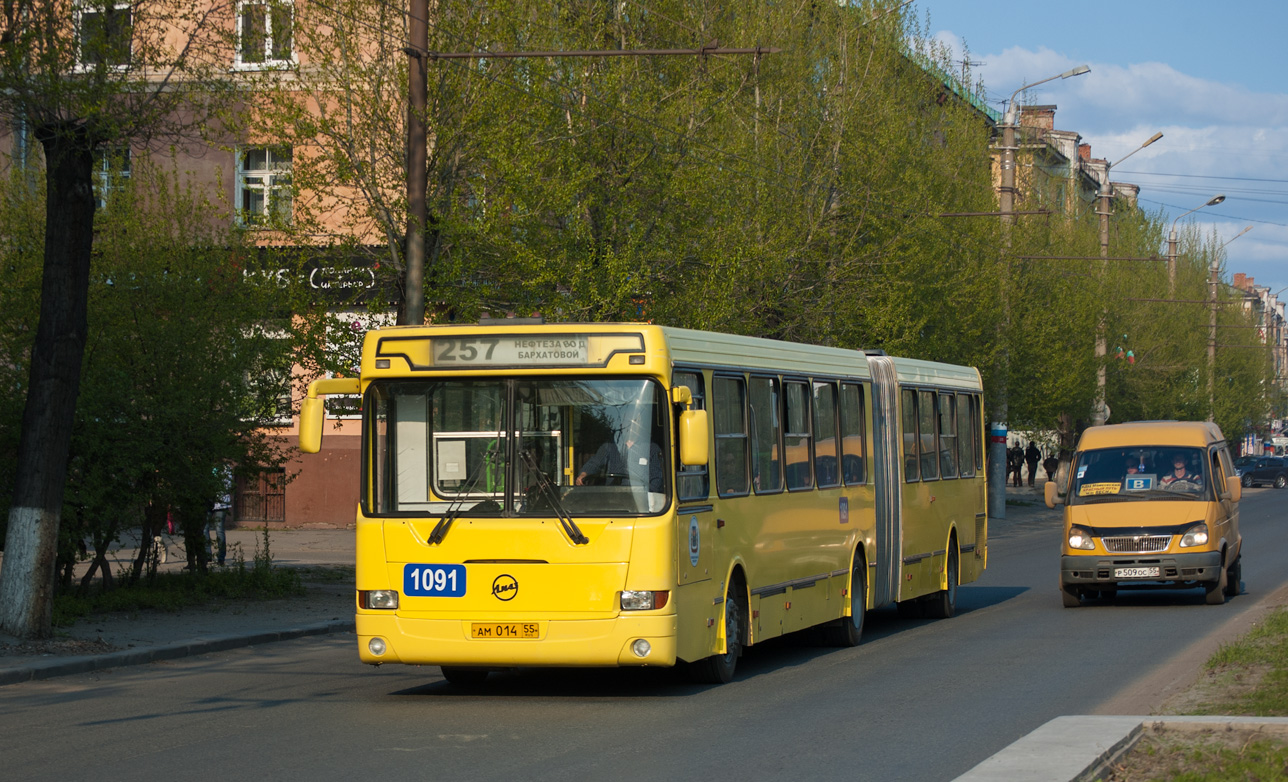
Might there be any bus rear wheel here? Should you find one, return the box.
[925,546,958,619]
[822,558,866,647]
[691,584,744,684]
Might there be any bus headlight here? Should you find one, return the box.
[368,637,387,656]
[1067,526,1096,551]
[631,639,652,658]
[359,590,399,609]
[620,590,669,611]
[1179,523,1209,548]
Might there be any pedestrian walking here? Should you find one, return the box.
[1025,442,1041,487]
[1043,454,1059,484]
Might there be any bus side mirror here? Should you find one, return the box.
[1044,481,1060,509]
[299,377,361,454]
[1227,481,1241,503]
[679,409,709,467]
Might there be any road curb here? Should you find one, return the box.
[953,715,1288,782]
[0,619,353,687]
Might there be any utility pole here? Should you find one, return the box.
[991,65,1089,519]
[402,0,428,326]
[400,30,779,326]
[1209,226,1253,421]
[1092,132,1162,428]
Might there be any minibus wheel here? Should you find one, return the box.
[1204,556,1228,605]
[1061,586,1081,608]
[1224,556,1242,598]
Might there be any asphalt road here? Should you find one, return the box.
[2,490,1285,782]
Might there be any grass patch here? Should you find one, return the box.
[52,528,304,627]
[1107,729,1288,781]
[1183,607,1288,716]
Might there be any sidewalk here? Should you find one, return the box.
[0,528,356,686]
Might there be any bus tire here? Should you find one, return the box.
[1061,586,1081,608]
[441,667,489,687]
[690,583,744,684]
[822,558,865,647]
[926,545,958,619]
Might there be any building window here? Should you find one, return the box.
[78,2,132,67]
[237,0,294,67]
[238,147,293,226]
[93,148,131,209]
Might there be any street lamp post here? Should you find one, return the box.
[991,64,1090,519]
[1091,131,1163,427]
[1209,225,1253,421]
[1167,194,1226,293]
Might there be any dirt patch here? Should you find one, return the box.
[1156,663,1275,715]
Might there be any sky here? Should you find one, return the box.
[921,0,1288,296]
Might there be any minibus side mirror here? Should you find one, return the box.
[1226,480,1241,503]
[1044,481,1061,509]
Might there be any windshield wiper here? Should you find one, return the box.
[519,447,588,545]
[428,441,500,545]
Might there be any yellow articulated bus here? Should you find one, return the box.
[300,321,987,685]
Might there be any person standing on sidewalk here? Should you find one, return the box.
[1025,442,1041,487]
[1008,443,1024,487]
[208,466,233,566]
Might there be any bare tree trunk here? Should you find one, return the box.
[0,127,96,639]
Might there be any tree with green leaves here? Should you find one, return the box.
[0,0,243,638]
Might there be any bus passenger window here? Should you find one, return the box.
[918,390,939,480]
[785,381,813,490]
[956,394,975,478]
[938,392,957,479]
[813,382,840,488]
[840,383,865,484]
[674,371,709,501]
[714,376,749,496]
[902,388,919,481]
[749,376,783,493]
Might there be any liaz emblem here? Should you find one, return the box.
[491,574,518,601]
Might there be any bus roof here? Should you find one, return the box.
[1076,421,1228,451]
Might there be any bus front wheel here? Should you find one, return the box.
[441,667,489,687]
[690,584,744,684]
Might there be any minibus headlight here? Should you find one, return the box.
[1179,523,1210,548]
[1067,526,1096,551]
[360,590,399,609]
[620,590,670,611]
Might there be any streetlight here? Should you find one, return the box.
[1168,193,1226,292]
[1091,131,1163,428]
[1209,225,1252,421]
[992,64,1090,519]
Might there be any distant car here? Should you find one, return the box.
[1240,456,1288,488]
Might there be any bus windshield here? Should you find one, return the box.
[366,377,669,517]
[1068,445,1210,504]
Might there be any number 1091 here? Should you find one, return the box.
[404,564,466,597]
